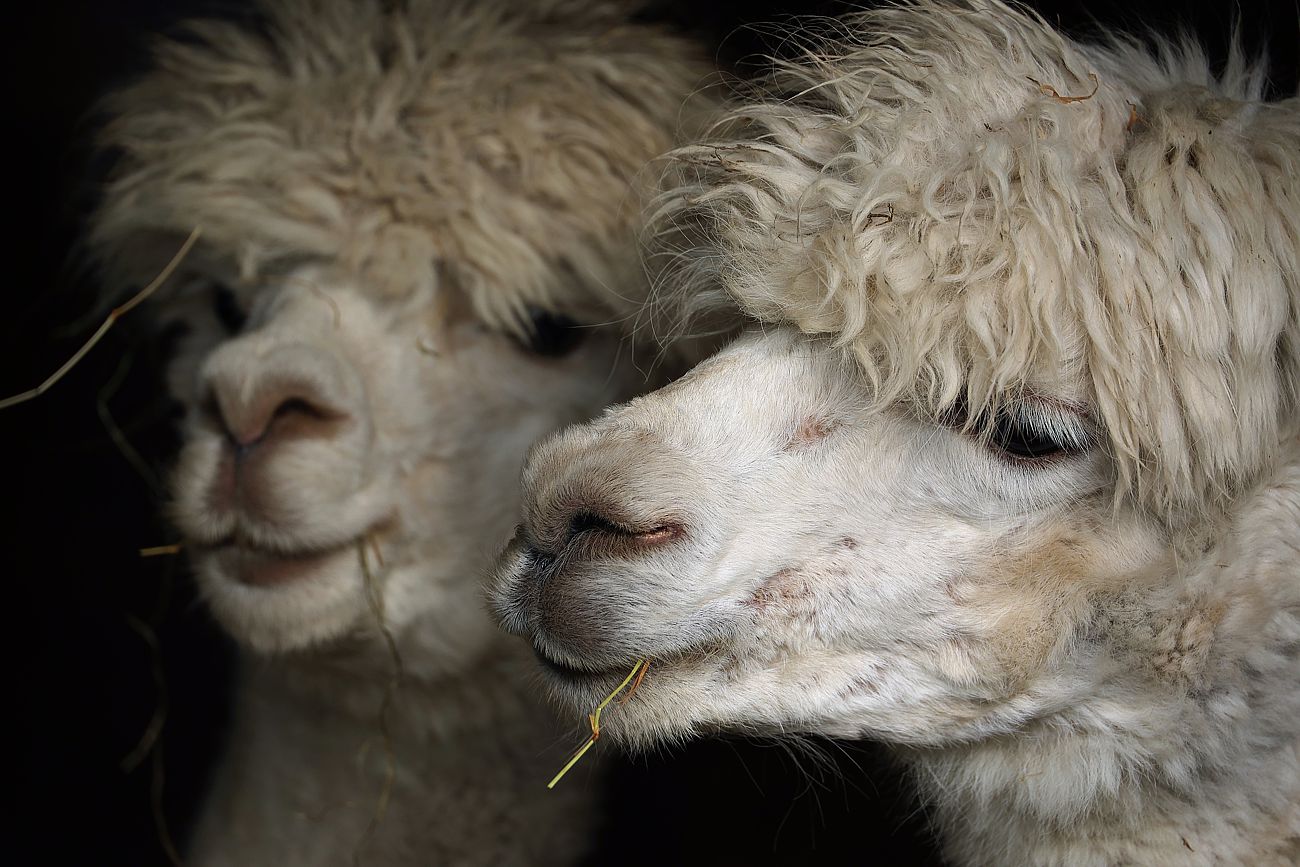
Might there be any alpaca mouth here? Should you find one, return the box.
[205,539,363,587]
[532,645,633,681]
[533,636,725,687]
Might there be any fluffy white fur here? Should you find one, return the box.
[89,0,711,862]
[491,3,1300,864]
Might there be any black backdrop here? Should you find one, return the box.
[8,2,1296,865]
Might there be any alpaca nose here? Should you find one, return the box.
[214,388,348,452]
[521,425,693,558]
[202,343,357,452]
[492,423,703,664]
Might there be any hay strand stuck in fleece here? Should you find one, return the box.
[353,538,404,864]
[546,659,648,789]
[0,228,201,410]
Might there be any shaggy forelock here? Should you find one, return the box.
[647,0,1300,518]
[91,0,709,335]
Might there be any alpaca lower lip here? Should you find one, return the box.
[533,647,631,681]
[210,543,355,587]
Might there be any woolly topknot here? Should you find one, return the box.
[91,0,711,337]
[648,0,1300,517]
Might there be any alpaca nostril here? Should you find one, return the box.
[567,510,630,542]
[565,509,683,547]
[270,396,337,429]
[522,426,694,561]
[206,382,351,451]
[243,393,348,447]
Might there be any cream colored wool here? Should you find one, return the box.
[490,2,1300,865]
[647,0,1299,518]
[89,0,713,863]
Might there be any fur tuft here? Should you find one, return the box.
[92,0,711,337]
[648,0,1300,518]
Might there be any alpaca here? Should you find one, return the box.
[87,0,711,862]
[489,2,1300,864]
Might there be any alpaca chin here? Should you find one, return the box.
[194,544,369,653]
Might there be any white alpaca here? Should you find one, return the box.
[88,0,711,863]
[490,2,1300,864]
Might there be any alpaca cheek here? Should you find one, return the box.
[1148,601,1226,687]
[1119,597,1230,691]
[740,541,875,648]
[783,415,841,450]
[744,567,814,612]
[944,529,1125,692]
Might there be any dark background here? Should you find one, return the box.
[7,1,1296,865]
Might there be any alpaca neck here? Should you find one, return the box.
[903,666,1300,866]
[243,635,548,742]
[911,450,1300,865]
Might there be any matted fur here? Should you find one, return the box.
[93,0,708,332]
[648,0,1300,516]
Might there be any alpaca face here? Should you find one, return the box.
[88,0,715,665]
[168,265,638,657]
[486,0,1299,758]
[491,326,1175,745]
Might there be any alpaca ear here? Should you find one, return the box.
[1094,87,1300,509]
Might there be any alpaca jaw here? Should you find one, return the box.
[490,327,1155,747]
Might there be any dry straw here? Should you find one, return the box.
[354,537,403,865]
[546,658,649,789]
[0,227,201,411]
[139,544,183,557]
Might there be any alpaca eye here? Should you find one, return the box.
[212,285,247,334]
[988,413,1067,460]
[939,394,1084,462]
[156,319,193,361]
[521,307,586,357]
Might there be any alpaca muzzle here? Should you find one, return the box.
[191,309,374,531]
[491,423,713,670]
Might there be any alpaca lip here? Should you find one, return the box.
[208,541,357,587]
[533,646,632,681]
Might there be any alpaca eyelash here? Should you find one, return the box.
[986,412,1080,461]
[519,307,587,358]
[939,394,1092,463]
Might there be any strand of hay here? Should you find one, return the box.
[354,539,403,864]
[120,613,168,774]
[0,227,201,411]
[1027,72,1098,103]
[546,659,648,789]
[619,659,649,705]
[122,611,183,867]
[102,333,184,863]
[97,348,162,493]
[139,544,183,557]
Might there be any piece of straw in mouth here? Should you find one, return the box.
[546,658,648,789]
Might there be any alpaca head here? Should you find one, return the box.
[90,0,709,661]
[491,0,1300,755]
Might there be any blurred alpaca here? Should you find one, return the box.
[89,0,712,862]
